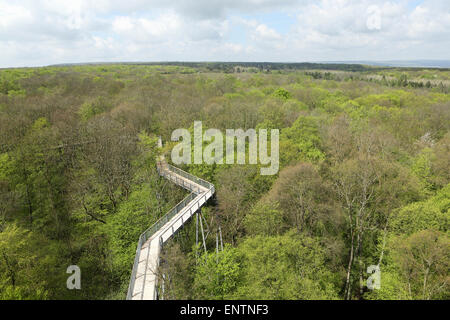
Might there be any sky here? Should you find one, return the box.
[0,0,449,68]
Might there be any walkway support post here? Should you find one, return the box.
[199,209,207,253]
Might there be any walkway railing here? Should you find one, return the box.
[158,162,215,193]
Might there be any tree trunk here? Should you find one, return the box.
[345,229,355,300]
[357,233,364,299]
[423,267,430,300]
[25,184,33,227]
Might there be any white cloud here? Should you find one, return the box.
[112,14,182,43]
[255,24,282,40]
[366,5,381,31]
[0,3,33,29]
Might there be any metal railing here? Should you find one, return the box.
[157,162,215,193]
[126,162,214,300]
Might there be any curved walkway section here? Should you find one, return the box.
[126,161,215,300]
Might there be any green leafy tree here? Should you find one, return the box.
[234,233,340,299]
[280,116,325,165]
[194,245,241,299]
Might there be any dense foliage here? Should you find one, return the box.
[0,64,448,300]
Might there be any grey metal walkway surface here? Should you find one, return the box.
[126,161,215,300]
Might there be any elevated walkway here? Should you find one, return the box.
[127,161,215,300]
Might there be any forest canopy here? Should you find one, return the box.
[0,64,448,300]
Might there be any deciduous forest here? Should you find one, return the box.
[0,63,448,300]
